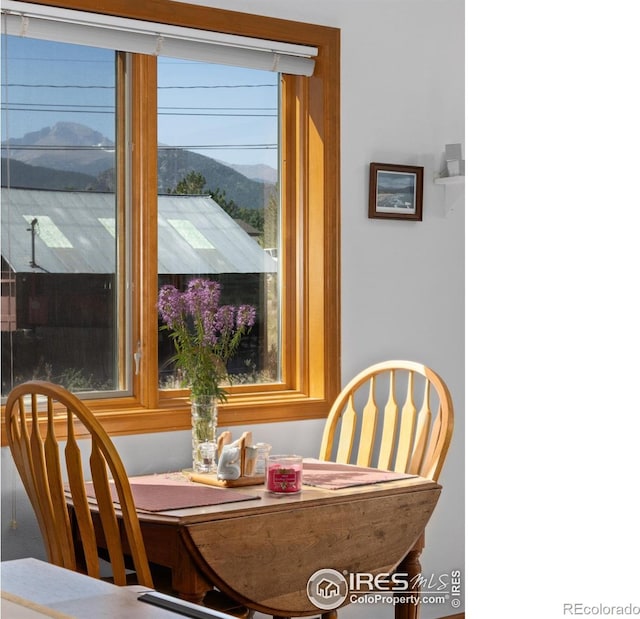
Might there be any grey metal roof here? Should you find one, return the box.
[1,188,276,275]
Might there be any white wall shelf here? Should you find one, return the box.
[434,175,465,185]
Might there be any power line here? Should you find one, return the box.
[4,84,114,89]
[160,111,276,117]
[3,102,276,111]
[160,144,276,150]
[3,102,114,109]
[2,143,277,151]
[3,56,113,64]
[161,105,276,111]
[3,83,276,89]
[157,84,276,89]
[2,107,112,115]
[2,106,277,117]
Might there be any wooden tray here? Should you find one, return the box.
[188,472,265,488]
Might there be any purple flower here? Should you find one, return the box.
[158,285,185,330]
[201,312,219,347]
[215,305,236,333]
[157,278,256,396]
[184,278,221,319]
[237,305,256,329]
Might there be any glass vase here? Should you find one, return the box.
[191,394,218,473]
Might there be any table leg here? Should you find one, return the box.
[172,582,208,605]
[395,533,425,619]
[170,550,211,605]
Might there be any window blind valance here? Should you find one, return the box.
[1,0,317,75]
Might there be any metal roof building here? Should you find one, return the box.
[1,188,276,274]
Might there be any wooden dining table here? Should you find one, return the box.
[82,462,442,619]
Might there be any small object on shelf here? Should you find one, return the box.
[446,159,460,177]
[445,143,463,177]
[434,175,465,185]
[445,143,462,161]
[438,143,465,181]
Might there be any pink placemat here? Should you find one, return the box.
[302,459,417,490]
[84,474,259,512]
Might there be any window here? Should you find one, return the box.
[156,59,281,390]
[1,0,340,442]
[1,37,122,396]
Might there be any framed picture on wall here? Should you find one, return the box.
[368,162,424,221]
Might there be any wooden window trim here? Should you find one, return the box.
[1,0,340,444]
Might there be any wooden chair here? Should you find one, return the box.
[4,380,251,618]
[5,380,153,588]
[319,360,454,480]
[316,360,454,619]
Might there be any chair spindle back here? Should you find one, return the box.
[4,381,153,588]
[319,360,454,481]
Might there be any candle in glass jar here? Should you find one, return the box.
[266,455,303,493]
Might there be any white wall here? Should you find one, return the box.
[1,0,465,615]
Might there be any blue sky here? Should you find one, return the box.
[1,35,279,168]
[158,57,278,168]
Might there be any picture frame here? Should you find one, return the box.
[368,162,424,221]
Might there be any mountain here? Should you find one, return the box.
[2,122,275,209]
[158,148,274,210]
[3,122,115,177]
[1,158,105,191]
[216,160,278,184]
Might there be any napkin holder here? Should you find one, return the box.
[188,431,266,487]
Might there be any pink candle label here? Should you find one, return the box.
[267,463,302,493]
